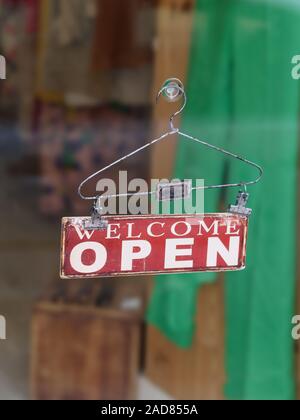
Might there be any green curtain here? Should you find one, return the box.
[147,0,299,400]
[225,0,299,400]
[147,0,234,348]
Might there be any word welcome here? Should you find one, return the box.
[0,55,6,80]
[61,214,248,278]
[0,315,6,340]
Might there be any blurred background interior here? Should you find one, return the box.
[0,0,299,400]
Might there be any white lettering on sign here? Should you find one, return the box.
[61,215,248,278]
[206,237,240,267]
[226,221,240,235]
[164,238,194,269]
[127,223,142,239]
[121,240,152,271]
[147,222,165,238]
[106,224,121,239]
[78,220,243,241]
[198,220,219,236]
[74,226,95,240]
[70,242,107,274]
[171,222,192,237]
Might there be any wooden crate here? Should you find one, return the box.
[31,280,146,400]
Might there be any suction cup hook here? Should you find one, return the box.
[160,78,184,102]
[156,78,187,132]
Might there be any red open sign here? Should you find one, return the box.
[60,214,248,279]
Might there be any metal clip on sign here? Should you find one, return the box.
[60,78,263,279]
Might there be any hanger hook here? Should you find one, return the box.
[156,78,187,132]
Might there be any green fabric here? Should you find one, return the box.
[225,0,299,400]
[147,0,234,348]
[147,0,299,400]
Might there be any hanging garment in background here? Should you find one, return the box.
[0,0,38,33]
[38,0,154,106]
[224,0,298,401]
[147,0,299,400]
[91,0,155,71]
[54,0,97,47]
[38,0,109,102]
[0,0,39,119]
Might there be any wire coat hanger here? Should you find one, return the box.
[78,78,263,209]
